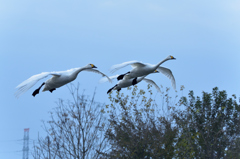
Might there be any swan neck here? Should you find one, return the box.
[73,67,85,77]
[155,58,168,68]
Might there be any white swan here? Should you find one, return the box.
[100,71,161,94]
[15,64,112,98]
[110,55,176,90]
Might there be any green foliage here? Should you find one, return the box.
[103,86,240,159]
[225,137,240,159]
[174,87,240,158]
[102,85,179,159]
[34,83,240,159]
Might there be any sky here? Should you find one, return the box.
[0,0,240,158]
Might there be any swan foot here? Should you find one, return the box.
[107,85,117,94]
[32,82,45,97]
[117,71,130,80]
[49,88,56,93]
[132,78,137,85]
[32,89,40,97]
[117,88,121,92]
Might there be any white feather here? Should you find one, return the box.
[15,72,60,98]
[15,64,111,98]
[107,72,161,93]
[99,75,119,83]
[109,55,176,90]
[143,78,161,93]
[157,66,176,90]
[84,69,112,83]
[110,60,139,73]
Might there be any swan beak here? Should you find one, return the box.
[154,70,159,73]
[171,56,176,60]
[91,64,97,68]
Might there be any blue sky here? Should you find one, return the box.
[1,0,240,158]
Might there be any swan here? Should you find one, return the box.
[100,71,161,94]
[110,55,176,90]
[15,64,112,98]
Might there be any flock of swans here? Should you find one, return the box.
[15,55,176,98]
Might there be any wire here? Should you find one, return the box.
[0,150,22,153]
[0,139,22,142]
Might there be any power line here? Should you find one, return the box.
[0,150,22,153]
[0,139,22,142]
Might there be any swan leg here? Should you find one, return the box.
[132,77,138,85]
[49,88,56,93]
[32,82,45,97]
[117,88,121,92]
[107,85,117,94]
[117,71,130,80]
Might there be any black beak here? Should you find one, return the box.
[93,66,97,68]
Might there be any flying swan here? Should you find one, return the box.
[110,55,176,90]
[15,64,112,98]
[100,71,161,94]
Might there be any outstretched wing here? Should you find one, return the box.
[15,72,61,98]
[157,66,176,90]
[99,75,119,83]
[143,78,161,93]
[84,69,112,83]
[110,61,145,73]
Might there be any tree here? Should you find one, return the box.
[33,84,109,159]
[225,137,240,159]
[101,85,179,158]
[33,83,240,158]
[174,87,240,158]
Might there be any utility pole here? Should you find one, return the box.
[23,128,29,159]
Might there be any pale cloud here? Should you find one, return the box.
[0,1,21,20]
[99,0,117,8]
[146,3,164,12]
[224,0,240,14]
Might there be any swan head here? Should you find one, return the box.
[87,64,97,68]
[168,55,176,60]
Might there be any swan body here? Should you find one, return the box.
[15,64,112,98]
[101,71,161,94]
[110,55,176,90]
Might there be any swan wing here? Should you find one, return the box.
[130,62,146,68]
[99,75,119,83]
[157,66,176,90]
[143,78,161,93]
[84,69,112,83]
[110,61,145,73]
[15,72,61,98]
